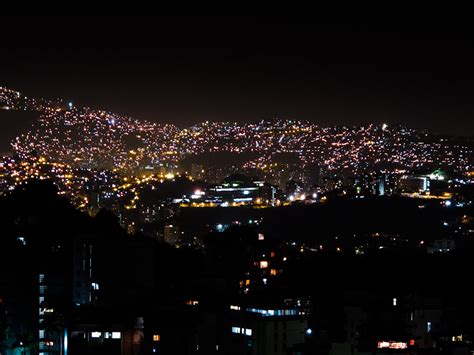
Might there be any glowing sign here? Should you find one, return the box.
[377,341,407,349]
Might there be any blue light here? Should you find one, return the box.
[306,328,312,336]
[64,328,68,355]
[445,200,452,207]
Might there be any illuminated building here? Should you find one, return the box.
[228,297,311,355]
[206,174,280,207]
[38,273,68,355]
[191,163,205,181]
[398,175,429,193]
[164,224,180,245]
[397,169,456,200]
[67,317,143,354]
[427,238,456,254]
[73,237,99,305]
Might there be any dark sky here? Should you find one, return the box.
[1,15,474,136]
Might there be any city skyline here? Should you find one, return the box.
[1,15,474,355]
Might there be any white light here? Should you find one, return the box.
[232,327,241,334]
[91,332,102,338]
[306,328,312,335]
[445,200,452,207]
[112,332,121,339]
[243,190,250,195]
[382,123,388,131]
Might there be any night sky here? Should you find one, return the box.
[2,15,474,137]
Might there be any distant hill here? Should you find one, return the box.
[1,86,472,173]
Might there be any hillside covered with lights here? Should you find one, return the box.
[1,86,472,175]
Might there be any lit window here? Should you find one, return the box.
[270,269,277,276]
[153,334,161,342]
[91,332,102,338]
[259,261,268,269]
[393,298,397,306]
[112,332,121,339]
[245,328,252,336]
[258,233,264,241]
[232,327,241,334]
